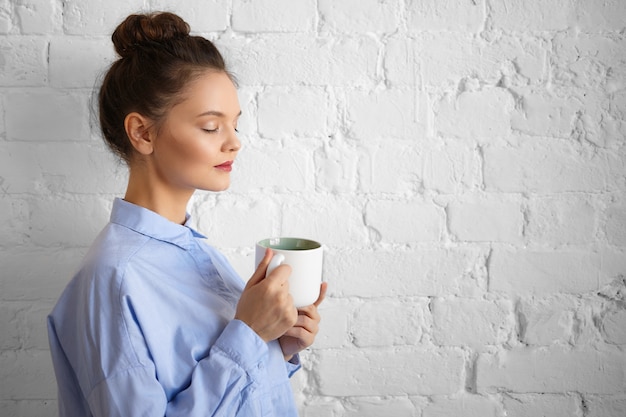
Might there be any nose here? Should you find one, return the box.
[224,129,241,153]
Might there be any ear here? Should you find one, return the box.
[124,112,155,156]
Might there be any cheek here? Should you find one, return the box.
[164,134,214,166]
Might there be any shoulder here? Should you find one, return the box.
[82,222,151,279]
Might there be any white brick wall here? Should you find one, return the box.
[1,1,625,416]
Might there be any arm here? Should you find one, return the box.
[84,320,271,416]
[85,250,298,417]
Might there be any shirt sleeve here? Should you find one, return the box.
[86,320,271,417]
[285,354,301,378]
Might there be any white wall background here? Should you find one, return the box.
[1,0,626,416]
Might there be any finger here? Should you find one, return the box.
[293,314,319,333]
[295,304,321,322]
[283,324,314,340]
[246,248,273,288]
[265,263,292,285]
[313,282,328,307]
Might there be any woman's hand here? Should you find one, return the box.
[279,282,328,361]
[235,249,298,342]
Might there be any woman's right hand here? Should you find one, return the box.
[234,249,298,342]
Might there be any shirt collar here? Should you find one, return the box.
[109,198,206,249]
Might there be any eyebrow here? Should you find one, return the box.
[197,110,242,118]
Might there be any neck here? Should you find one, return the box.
[124,165,194,225]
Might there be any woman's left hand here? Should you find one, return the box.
[279,282,328,361]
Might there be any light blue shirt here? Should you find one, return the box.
[48,198,300,416]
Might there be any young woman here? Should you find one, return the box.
[47,12,326,416]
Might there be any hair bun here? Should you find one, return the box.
[112,12,190,58]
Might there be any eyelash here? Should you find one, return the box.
[202,128,239,133]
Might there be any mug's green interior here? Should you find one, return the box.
[258,237,321,251]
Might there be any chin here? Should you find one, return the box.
[201,182,230,192]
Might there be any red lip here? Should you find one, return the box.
[215,161,233,172]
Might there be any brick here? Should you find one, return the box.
[233,87,257,137]
[217,34,379,87]
[423,394,499,417]
[0,198,29,246]
[571,0,626,31]
[586,396,626,417]
[352,298,429,347]
[23,301,54,350]
[62,0,145,35]
[0,248,86,301]
[0,92,5,135]
[300,397,343,417]
[347,88,427,140]
[406,0,485,33]
[525,195,596,246]
[317,347,464,396]
[0,1,11,33]
[232,0,315,32]
[423,139,481,194]
[0,143,36,193]
[490,249,600,295]
[0,36,48,86]
[49,37,115,88]
[0,350,57,399]
[502,393,580,417]
[327,247,488,298]
[599,249,626,288]
[227,141,312,194]
[312,298,352,349]
[511,90,581,138]
[365,200,443,243]
[282,195,368,247]
[314,136,359,193]
[601,309,626,345]
[5,91,89,141]
[318,0,401,33]
[435,88,514,141]
[150,0,229,32]
[489,0,574,32]
[358,140,424,194]
[15,0,62,34]
[431,298,512,346]
[0,142,127,194]
[0,302,21,350]
[257,87,331,138]
[386,33,547,88]
[517,296,577,345]
[0,400,57,417]
[29,195,111,247]
[447,197,523,243]
[564,92,613,147]
[483,140,613,194]
[605,205,626,246]
[589,90,626,148]
[383,36,422,86]
[343,397,416,417]
[0,301,53,350]
[552,33,626,91]
[193,194,279,249]
[476,347,625,394]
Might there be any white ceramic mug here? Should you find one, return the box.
[255,237,323,308]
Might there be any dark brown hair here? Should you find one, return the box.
[98,12,230,162]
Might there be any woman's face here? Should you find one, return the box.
[151,71,241,193]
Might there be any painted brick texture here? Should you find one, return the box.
[1,1,625,416]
